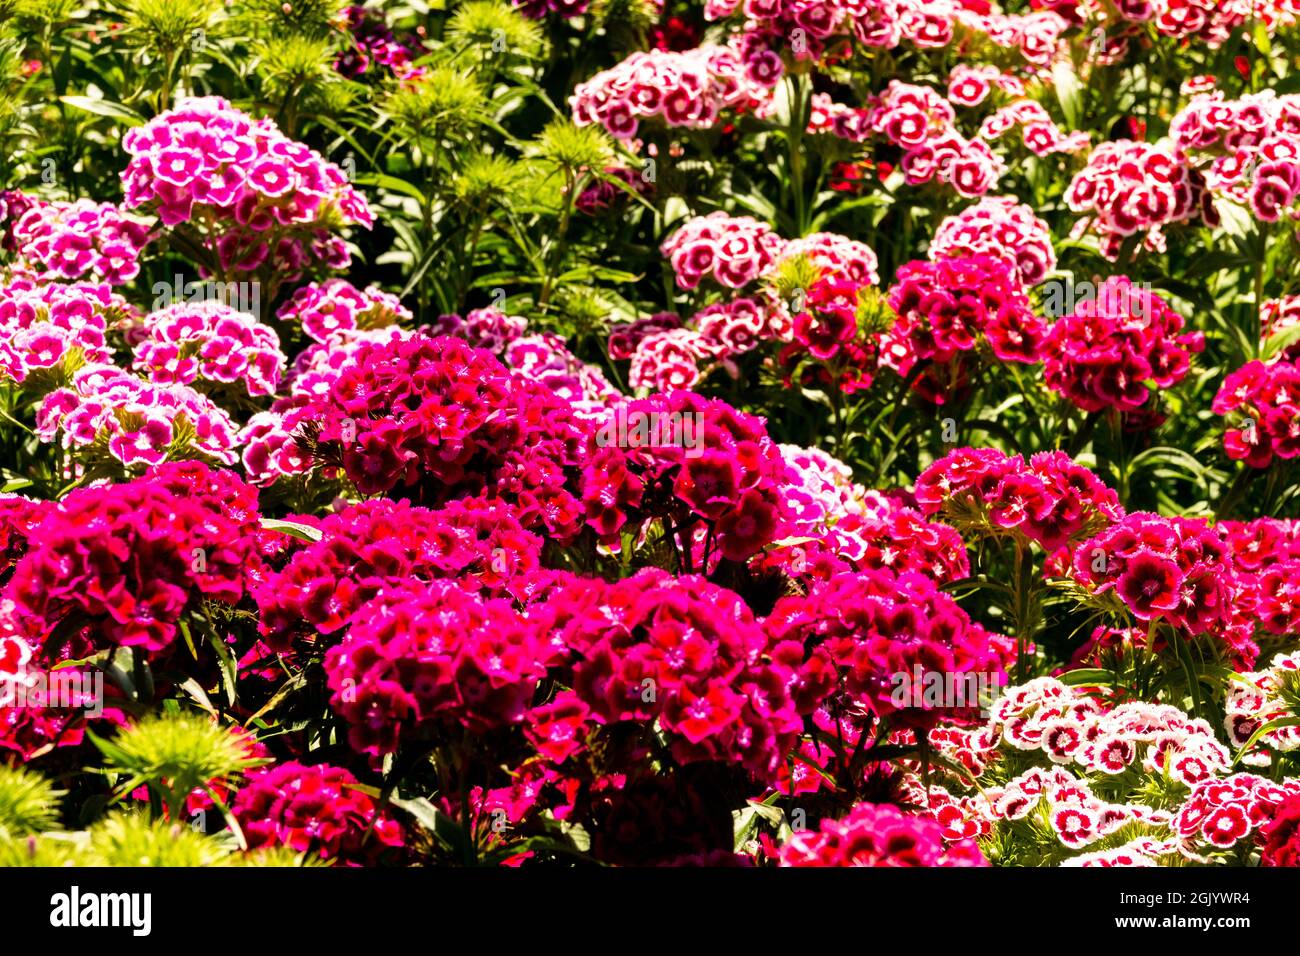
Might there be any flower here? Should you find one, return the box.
[232,761,404,864]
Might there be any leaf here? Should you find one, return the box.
[259,518,323,543]
[387,795,462,855]
[242,672,308,729]
[206,630,239,708]
[1052,60,1083,130]
[1231,716,1300,766]
[1058,668,1119,686]
[1262,323,1300,362]
[59,96,145,126]
[177,678,219,719]
[354,172,428,203]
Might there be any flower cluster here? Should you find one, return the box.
[883,255,1048,398]
[325,578,545,754]
[276,279,411,344]
[131,301,286,397]
[929,196,1056,286]
[661,212,784,290]
[37,363,240,469]
[1225,651,1300,763]
[867,82,1005,197]
[1043,277,1204,413]
[775,231,881,290]
[303,333,586,540]
[504,333,620,411]
[908,676,1300,864]
[429,307,529,353]
[1172,774,1300,860]
[0,188,39,252]
[232,761,405,864]
[1172,91,1300,222]
[915,448,1123,552]
[581,391,786,561]
[121,97,371,277]
[776,800,987,867]
[1065,140,1207,259]
[6,462,261,657]
[335,5,424,82]
[529,569,800,776]
[1213,358,1300,467]
[9,199,151,285]
[978,100,1090,158]
[773,445,970,582]
[255,497,544,651]
[765,567,1011,729]
[946,65,1025,108]
[1071,513,1252,659]
[784,276,880,392]
[0,279,135,386]
[570,45,777,141]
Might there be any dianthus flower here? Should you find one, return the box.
[37,363,240,469]
[131,300,286,397]
[1065,139,1207,259]
[254,497,545,651]
[1261,791,1300,866]
[10,199,151,285]
[302,333,586,540]
[121,96,371,280]
[661,212,785,290]
[929,196,1056,286]
[1072,513,1254,660]
[1224,651,1300,763]
[334,5,425,81]
[764,567,1011,729]
[776,801,988,866]
[883,255,1048,399]
[914,447,1123,552]
[324,578,546,753]
[5,462,262,657]
[582,391,786,561]
[570,44,777,140]
[1043,276,1203,413]
[428,306,529,353]
[0,279,136,386]
[1172,774,1300,860]
[527,568,800,777]
[1213,357,1300,467]
[276,278,410,345]
[232,761,405,864]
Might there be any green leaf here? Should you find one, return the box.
[206,630,239,708]
[59,96,145,126]
[1058,668,1119,686]
[1052,60,1083,130]
[1232,716,1300,766]
[387,795,462,856]
[259,518,323,543]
